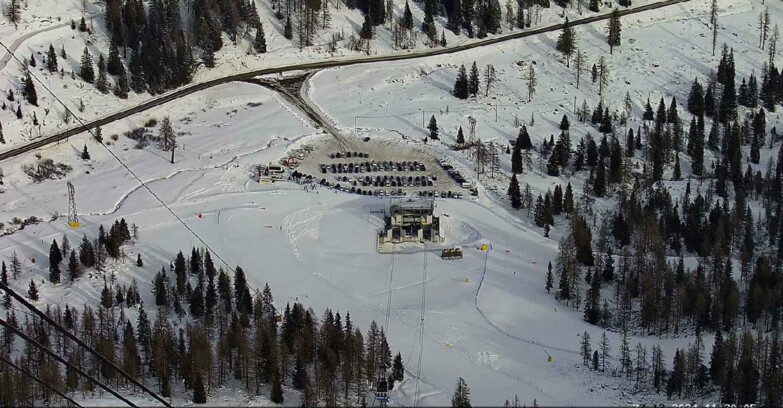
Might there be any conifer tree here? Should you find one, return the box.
[22,70,37,106]
[79,47,94,83]
[392,352,404,381]
[360,14,373,39]
[68,250,80,281]
[403,1,414,30]
[556,18,576,66]
[428,115,439,140]
[451,377,471,407]
[584,271,601,324]
[46,44,58,73]
[456,126,465,144]
[606,9,621,54]
[454,64,469,99]
[468,62,480,97]
[107,42,122,76]
[49,239,62,283]
[114,70,130,99]
[255,25,267,53]
[27,279,39,300]
[580,332,592,365]
[511,139,523,174]
[96,55,109,94]
[508,173,521,209]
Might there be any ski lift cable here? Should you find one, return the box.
[0,315,137,407]
[0,282,171,407]
[0,352,84,408]
[0,40,234,273]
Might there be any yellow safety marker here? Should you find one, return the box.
[480,244,488,251]
[69,222,80,229]
[464,278,469,284]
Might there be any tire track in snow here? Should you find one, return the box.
[474,250,581,357]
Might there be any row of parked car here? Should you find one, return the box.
[439,160,472,188]
[331,174,437,188]
[319,180,464,199]
[320,160,427,174]
[329,151,369,159]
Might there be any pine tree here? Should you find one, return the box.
[456,126,465,144]
[114,69,129,99]
[556,18,576,66]
[451,377,471,407]
[454,64,469,99]
[599,332,610,371]
[96,55,109,94]
[667,349,685,398]
[255,25,267,53]
[468,62,480,97]
[508,173,521,209]
[584,272,601,324]
[107,41,122,76]
[22,70,37,106]
[589,0,599,12]
[27,280,39,300]
[67,250,80,281]
[77,48,94,85]
[360,14,373,39]
[427,115,439,140]
[606,9,621,54]
[403,1,414,30]
[46,44,58,73]
[580,331,592,366]
[49,239,62,283]
[511,139,523,174]
[687,78,705,116]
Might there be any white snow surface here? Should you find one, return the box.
[1,0,782,406]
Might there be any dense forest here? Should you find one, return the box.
[485,9,783,404]
[0,222,406,406]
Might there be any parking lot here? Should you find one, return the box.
[291,138,471,198]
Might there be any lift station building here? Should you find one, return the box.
[379,198,442,244]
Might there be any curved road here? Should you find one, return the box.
[0,0,692,163]
[0,13,105,72]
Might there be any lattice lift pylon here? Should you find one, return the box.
[67,181,79,229]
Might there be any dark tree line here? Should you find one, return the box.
[531,36,783,405]
[2,235,404,406]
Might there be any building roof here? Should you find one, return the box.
[389,198,434,212]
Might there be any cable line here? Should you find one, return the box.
[0,282,170,407]
[0,40,233,271]
[0,353,84,408]
[0,315,136,407]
